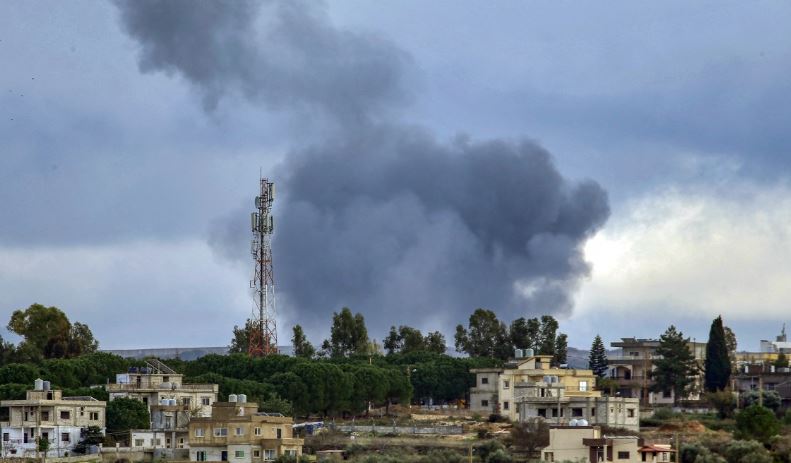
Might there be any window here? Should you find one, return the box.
[41,411,50,421]
[178,438,185,448]
[253,450,261,458]
[182,397,191,406]
[481,400,489,407]
[235,427,244,436]
[503,380,510,389]
[591,408,596,416]
[663,390,672,398]
[195,428,205,437]
[618,451,630,459]
[154,438,161,446]
[60,410,70,420]
[254,427,261,436]
[627,408,635,418]
[135,439,144,447]
[545,452,554,462]
[202,397,211,406]
[89,412,99,421]
[214,428,228,437]
[166,437,172,447]
[196,451,207,461]
[642,452,647,462]
[481,377,488,385]
[572,408,583,417]
[3,433,8,442]
[264,450,276,460]
[538,408,547,418]
[285,450,296,456]
[579,381,588,392]
[276,428,282,439]
[163,376,170,383]
[235,451,245,458]
[503,401,510,410]
[61,433,70,442]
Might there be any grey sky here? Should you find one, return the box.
[1,1,790,351]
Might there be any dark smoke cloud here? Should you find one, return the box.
[114,0,609,335]
[113,0,411,122]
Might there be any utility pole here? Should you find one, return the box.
[248,177,277,357]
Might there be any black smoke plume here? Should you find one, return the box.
[113,0,609,337]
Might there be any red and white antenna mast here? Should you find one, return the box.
[248,177,277,357]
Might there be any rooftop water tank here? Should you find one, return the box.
[43,381,50,391]
[229,394,238,403]
[578,419,589,426]
[238,394,247,403]
[524,348,535,357]
[169,399,177,406]
[34,379,44,391]
[569,419,579,426]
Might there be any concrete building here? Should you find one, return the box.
[607,338,706,405]
[540,426,671,463]
[0,379,106,458]
[188,396,303,462]
[470,352,639,431]
[759,325,791,354]
[106,359,218,449]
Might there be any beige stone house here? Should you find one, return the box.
[188,396,303,462]
[608,338,706,406]
[106,359,218,448]
[0,380,106,458]
[471,353,639,431]
[540,426,672,463]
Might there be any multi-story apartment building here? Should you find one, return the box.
[470,352,640,431]
[759,325,791,354]
[106,359,218,449]
[188,395,303,462]
[607,338,706,405]
[540,426,672,463]
[0,380,106,458]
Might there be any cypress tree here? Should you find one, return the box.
[588,335,608,377]
[553,333,568,366]
[704,315,731,391]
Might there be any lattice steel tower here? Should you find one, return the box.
[248,177,277,357]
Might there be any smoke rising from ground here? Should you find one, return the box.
[113,0,610,335]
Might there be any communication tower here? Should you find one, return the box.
[248,177,277,357]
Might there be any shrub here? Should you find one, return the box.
[725,440,770,463]
[653,407,676,420]
[735,405,780,444]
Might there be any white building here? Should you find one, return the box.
[1,380,106,458]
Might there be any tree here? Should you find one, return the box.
[705,390,736,419]
[537,316,559,357]
[553,333,568,366]
[291,325,315,359]
[383,326,446,355]
[651,325,698,404]
[735,405,780,444]
[588,335,608,377]
[725,440,772,463]
[0,334,17,366]
[229,319,254,354]
[7,303,98,359]
[106,398,150,434]
[510,418,549,457]
[705,316,731,392]
[424,331,446,354]
[73,426,104,454]
[510,317,540,351]
[742,389,781,411]
[454,309,510,359]
[724,326,737,373]
[324,308,369,357]
[774,352,789,369]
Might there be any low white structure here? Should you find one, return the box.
[0,380,106,458]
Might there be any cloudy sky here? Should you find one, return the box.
[2,1,790,352]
